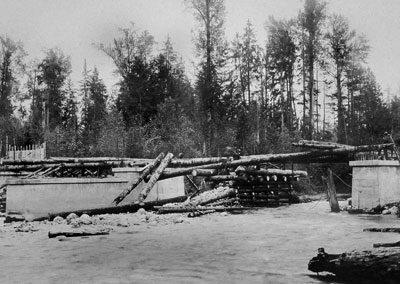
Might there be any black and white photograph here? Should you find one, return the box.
[1,0,400,283]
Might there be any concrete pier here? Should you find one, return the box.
[350,160,400,209]
[5,167,185,219]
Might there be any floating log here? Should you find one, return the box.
[364,228,400,233]
[308,247,400,281]
[48,229,110,238]
[138,153,174,202]
[112,152,165,206]
[374,241,400,248]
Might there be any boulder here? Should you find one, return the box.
[53,216,66,224]
[79,214,92,225]
[66,213,78,224]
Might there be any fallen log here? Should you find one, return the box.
[308,247,400,281]
[138,153,174,202]
[36,195,188,222]
[112,152,165,205]
[364,228,400,233]
[48,229,110,238]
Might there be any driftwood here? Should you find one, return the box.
[48,229,110,238]
[308,247,400,281]
[112,152,165,205]
[138,153,174,202]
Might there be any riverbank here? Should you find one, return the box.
[1,201,399,284]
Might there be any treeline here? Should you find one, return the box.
[0,0,398,158]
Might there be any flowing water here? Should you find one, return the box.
[1,200,400,284]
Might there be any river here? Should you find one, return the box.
[1,200,400,284]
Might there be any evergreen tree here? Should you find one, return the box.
[37,48,71,131]
[0,36,25,119]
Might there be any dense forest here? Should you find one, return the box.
[0,0,398,159]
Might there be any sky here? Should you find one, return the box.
[1,0,400,96]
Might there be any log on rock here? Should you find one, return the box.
[48,229,110,238]
[113,152,165,205]
[364,228,400,233]
[138,153,174,202]
[308,247,400,281]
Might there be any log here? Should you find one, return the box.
[160,144,394,175]
[48,229,110,238]
[138,153,174,202]
[112,152,165,205]
[292,140,349,149]
[34,195,189,222]
[235,167,308,177]
[308,247,400,281]
[1,157,150,166]
[169,157,228,167]
[374,241,400,248]
[155,206,251,214]
[205,175,244,182]
[364,228,400,233]
[192,169,218,176]
[189,187,236,206]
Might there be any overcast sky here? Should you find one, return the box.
[1,0,400,95]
